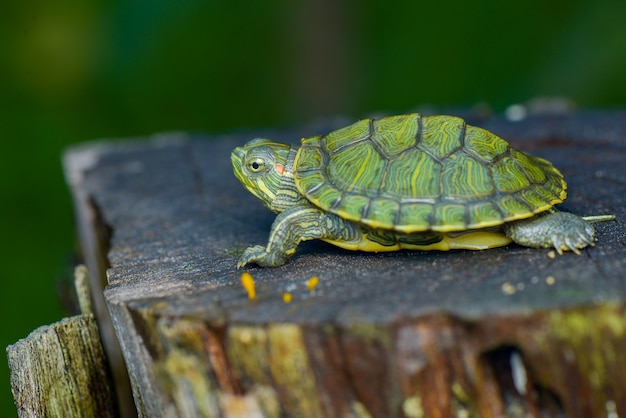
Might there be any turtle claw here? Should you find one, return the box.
[237,245,289,268]
[237,245,267,269]
[548,216,595,255]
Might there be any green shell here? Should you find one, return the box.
[293,113,567,233]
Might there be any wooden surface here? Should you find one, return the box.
[7,315,117,417]
[64,110,626,418]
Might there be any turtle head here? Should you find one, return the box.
[231,138,297,213]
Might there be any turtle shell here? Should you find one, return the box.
[293,113,567,233]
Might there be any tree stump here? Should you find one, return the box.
[6,266,117,417]
[63,110,626,418]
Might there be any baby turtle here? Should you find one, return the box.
[232,113,612,267]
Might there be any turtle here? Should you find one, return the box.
[231,113,613,268]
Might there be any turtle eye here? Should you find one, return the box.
[247,158,266,173]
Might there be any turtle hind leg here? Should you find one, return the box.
[504,210,597,254]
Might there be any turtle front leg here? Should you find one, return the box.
[238,206,361,268]
[504,210,595,254]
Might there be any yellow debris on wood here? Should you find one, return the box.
[306,276,320,292]
[241,272,256,300]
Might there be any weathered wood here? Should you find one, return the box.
[6,314,117,417]
[64,110,626,418]
[63,145,138,417]
[6,265,118,417]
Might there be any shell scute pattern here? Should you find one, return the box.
[433,204,467,229]
[492,157,532,192]
[381,147,441,200]
[468,201,502,226]
[416,115,464,160]
[339,194,371,221]
[371,114,419,158]
[441,153,494,199]
[366,198,401,228]
[498,194,535,218]
[512,150,548,183]
[322,119,370,153]
[327,140,384,195]
[397,202,433,232]
[294,113,566,233]
[295,136,324,171]
[463,125,509,163]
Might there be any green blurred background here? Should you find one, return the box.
[1,0,625,414]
